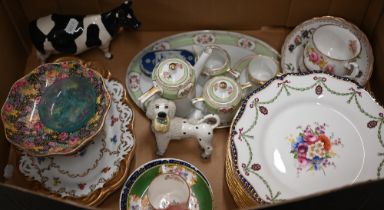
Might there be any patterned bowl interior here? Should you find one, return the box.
[1,62,111,156]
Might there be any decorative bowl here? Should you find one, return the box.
[1,62,111,156]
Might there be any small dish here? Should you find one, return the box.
[281,16,373,86]
[120,158,213,210]
[1,62,111,156]
[19,78,135,205]
[227,71,384,206]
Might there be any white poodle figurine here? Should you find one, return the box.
[146,98,220,159]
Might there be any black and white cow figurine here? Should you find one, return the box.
[29,0,140,62]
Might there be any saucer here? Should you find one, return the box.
[126,30,280,127]
[281,16,373,86]
[227,71,384,206]
[120,158,213,210]
[1,62,111,156]
[19,78,135,205]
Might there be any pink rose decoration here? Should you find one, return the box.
[4,103,13,112]
[59,132,69,141]
[69,137,80,146]
[324,64,335,73]
[33,122,43,131]
[304,131,318,144]
[309,51,319,64]
[297,144,308,155]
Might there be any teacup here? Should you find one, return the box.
[199,45,240,78]
[303,24,361,78]
[192,76,252,122]
[147,173,190,209]
[247,55,280,85]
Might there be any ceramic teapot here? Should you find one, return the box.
[138,47,213,104]
[191,76,252,114]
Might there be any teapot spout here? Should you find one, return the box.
[193,46,213,78]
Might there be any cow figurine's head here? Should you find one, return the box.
[116,1,141,30]
[29,0,141,62]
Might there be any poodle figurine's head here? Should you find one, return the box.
[146,98,176,133]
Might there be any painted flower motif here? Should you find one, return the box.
[59,132,69,141]
[238,38,255,50]
[251,163,261,171]
[294,35,302,45]
[288,44,295,53]
[78,183,86,190]
[324,64,335,73]
[33,122,44,132]
[153,41,171,50]
[288,122,343,175]
[308,51,320,64]
[193,33,215,44]
[128,72,140,91]
[3,103,13,112]
[161,165,197,185]
[69,136,80,146]
[367,120,378,128]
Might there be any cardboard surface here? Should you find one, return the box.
[1,0,384,209]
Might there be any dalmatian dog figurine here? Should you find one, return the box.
[146,98,220,159]
[29,0,140,62]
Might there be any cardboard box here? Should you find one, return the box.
[0,0,383,209]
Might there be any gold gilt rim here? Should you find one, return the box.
[17,57,136,206]
[225,140,258,208]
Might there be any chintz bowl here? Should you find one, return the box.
[1,62,111,156]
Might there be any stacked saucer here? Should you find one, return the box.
[1,59,135,206]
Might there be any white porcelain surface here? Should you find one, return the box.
[313,25,360,60]
[248,55,279,83]
[281,16,373,86]
[148,173,190,209]
[228,72,384,204]
[19,79,134,197]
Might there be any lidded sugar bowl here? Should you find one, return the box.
[192,76,251,114]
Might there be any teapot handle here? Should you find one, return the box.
[138,86,162,104]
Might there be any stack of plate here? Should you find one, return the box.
[1,58,135,206]
[225,71,384,207]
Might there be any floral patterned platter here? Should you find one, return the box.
[1,62,111,156]
[126,30,280,127]
[120,158,213,210]
[19,78,135,206]
[227,72,384,206]
[281,16,373,86]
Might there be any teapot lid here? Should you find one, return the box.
[153,58,193,88]
[202,76,242,111]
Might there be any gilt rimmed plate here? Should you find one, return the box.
[227,72,384,205]
[281,16,373,86]
[126,30,280,127]
[19,78,134,205]
[1,62,111,156]
[120,158,213,210]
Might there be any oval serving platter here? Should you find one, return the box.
[227,71,384,206]
[125,30,280,128]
